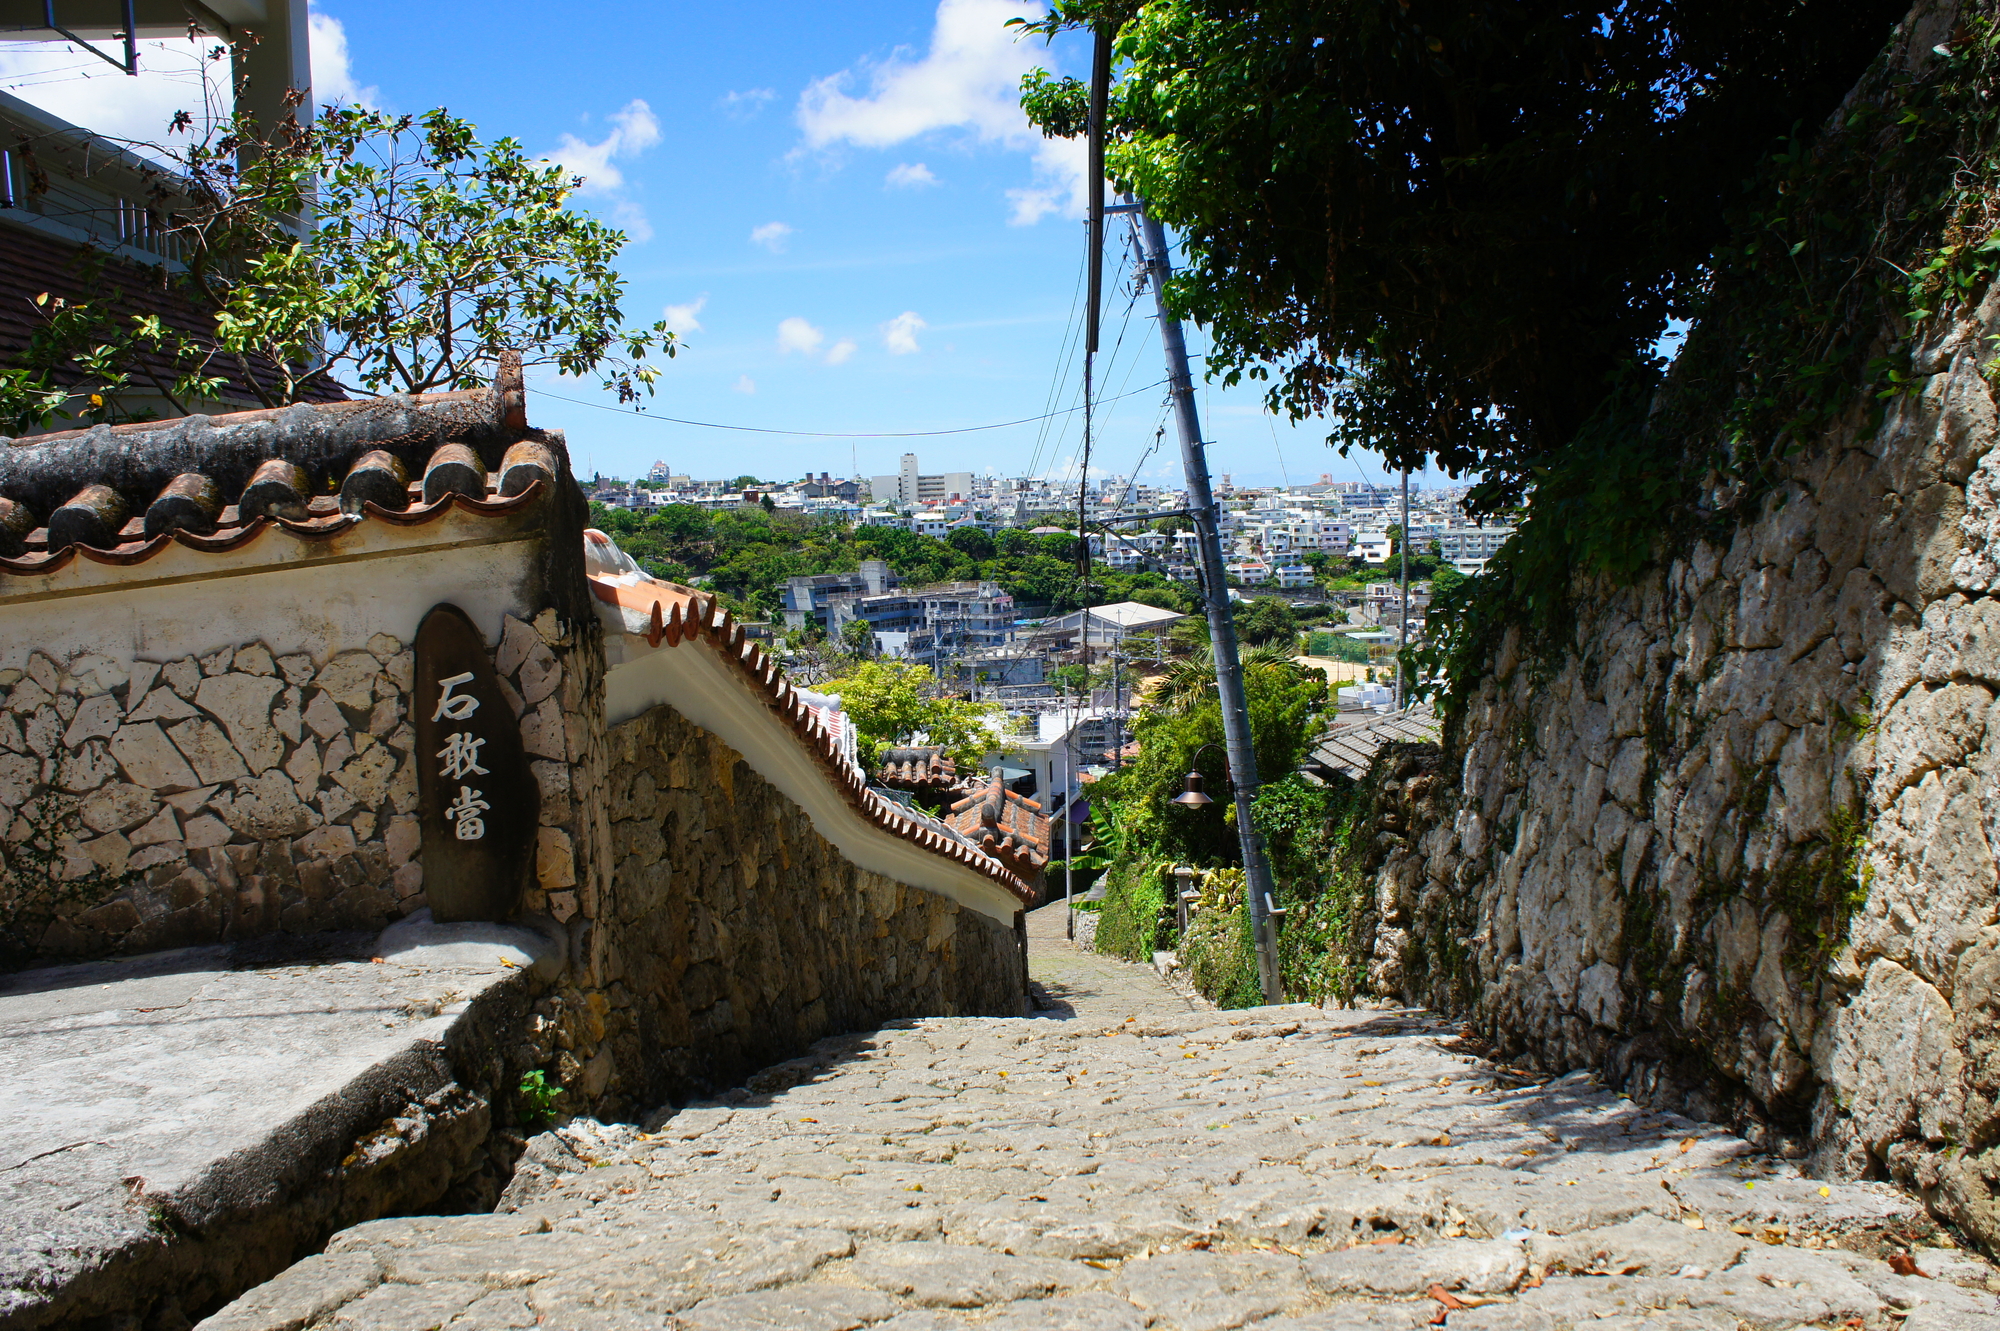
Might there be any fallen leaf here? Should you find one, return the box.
[1520,1272,1544,1290]
[1820,1186,1833,1197]
[1887,1253,1929,1278]
[1434,1134,1452,1147]
[799,1117,818,1123]
[1679,1137,1696,1154]
[371,956,385,964]
[1427,1284,1471,1310]
[1362,1080,1384,1087]
[1682,1215,1706,1230]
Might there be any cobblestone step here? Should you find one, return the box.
[201,902,1999,1330]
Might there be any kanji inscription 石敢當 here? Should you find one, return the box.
[413,604,540,920]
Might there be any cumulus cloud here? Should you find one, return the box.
[886,161,939,189]
[750,221,795,253]
[826,338,858,365]
[882,311,927,355]
[0,6,372,149]
[796,0,1084,226]
[310,8,378,108]
[545,99,662,242]
[777,317,825,356]
[662,295,707,334]
[549,99,661,193]
[734,375,757,394]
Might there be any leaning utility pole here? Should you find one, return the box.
[1127,200,1284,1004]
[1397,470,1410,709]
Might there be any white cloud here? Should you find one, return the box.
[0,6,376,152]
[662,295,707,334]
[750,221,795,252]
[734,375,757,394]
[882,311,927,355]
[721,87,775,118]
[309,9,378,108]
[545,98,661,242]
[549,99,661,194]
[826,339,858,365]
[796,0,1084,225]
[777,317,825,356]
[886,161,939,189]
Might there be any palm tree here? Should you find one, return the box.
[1143,643,1305,717]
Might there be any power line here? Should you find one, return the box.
[533,379,1166,440]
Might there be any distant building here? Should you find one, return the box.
[648,460,672,481]
[1438,525,1514,562]
[780,561,896,632]
[1040,602,1186,657]
[870,453,973,508]
[1275,563,1315,589]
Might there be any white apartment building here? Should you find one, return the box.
[1354,531,1393,563]
[1275,564,1315,589]
[869,453,975,508]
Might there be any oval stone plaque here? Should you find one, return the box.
[413,602,540,922]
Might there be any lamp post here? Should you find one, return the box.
[1170,743,1287,938]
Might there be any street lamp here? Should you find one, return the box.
[1171,744,1227,808]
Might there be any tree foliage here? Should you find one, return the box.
[4,86,669,431]
[589,504,1191,617]
[817,661,1000,771]
[1019,0,1904,511]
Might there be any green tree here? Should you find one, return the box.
[5,100,672,430]
[1019,0,1902,510]
[1235,597,1297,648]
[840,618,877,659]
[819,661,1000,771]
[947,526,997,560]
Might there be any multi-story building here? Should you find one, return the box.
[779,561,896,632]
[1438,525,1515,562]
[1275,564,1316,589]
[869,453,974,508]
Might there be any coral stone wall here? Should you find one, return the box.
[1362,284,2000,1248]
[0,604,602,969]
[554,702,1024,1120]
[1,638,424,961]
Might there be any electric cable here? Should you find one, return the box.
[533,378,1167,439]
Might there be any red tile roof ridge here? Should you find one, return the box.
[0,480,547,577]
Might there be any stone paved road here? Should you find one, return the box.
[203,903,2000,1331]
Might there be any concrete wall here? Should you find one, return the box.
[1356,246,2000,1251]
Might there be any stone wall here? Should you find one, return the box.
[539,702,1024,1121]
[0,603,602,970]
[0,639,424,964]
[1356,232,2000,1250]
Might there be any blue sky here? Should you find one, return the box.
[2,1,1417,491]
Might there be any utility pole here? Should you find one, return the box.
[1063,678,1075,941]
[1397,470,1410,710]
[1128,200,1284,1004]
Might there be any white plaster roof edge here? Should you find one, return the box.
[601,632,1026,927]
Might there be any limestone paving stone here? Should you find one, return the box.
[199,904,2000,1331]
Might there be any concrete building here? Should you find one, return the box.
[869,453,973,508]
[779,561,895,632]
[1040,602,1186,657]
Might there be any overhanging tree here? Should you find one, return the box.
[1018,0,1905,512]
[5,90,670,432]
